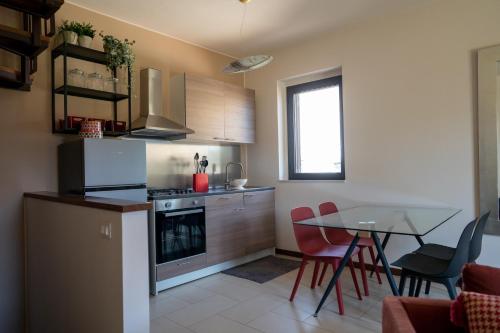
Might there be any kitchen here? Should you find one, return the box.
[22,31,276,333]
[1,0,277,331]
[25,135,276,332]
[2,1,500,333]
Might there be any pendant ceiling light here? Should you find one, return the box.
[223,0,273,74]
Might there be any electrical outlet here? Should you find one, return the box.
[100,223,112,240]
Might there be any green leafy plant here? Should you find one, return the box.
[58,20,80,33]
[59,21,95,37]
[78,22,96,38]
[99,32,135,73]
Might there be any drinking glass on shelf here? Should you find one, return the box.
[117,81,128,95]
[68,68,86,87]
[86,72,104,91]
[104,77,119,93]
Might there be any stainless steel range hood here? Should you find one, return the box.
[131,68,194,138]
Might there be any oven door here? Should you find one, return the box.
[155,208,206,265]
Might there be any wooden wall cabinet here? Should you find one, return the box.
[224,82,256,144]
[205,190,275,266]
[170,73,256,144]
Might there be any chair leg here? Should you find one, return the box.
[348,259,362,300]
[318,262,328,286]
[332,261,344,315]
[414,278,422,297]
[408,276,416,297]
[398,271,407,295]
[444,278,457,300]
[368,246,383,284]
[358,250,369,296]
[311,261,320,289]
[456,277,463,289]
[290,259,307,301]
[425,280,431,294]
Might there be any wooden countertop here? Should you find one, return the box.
[24,192,152,213]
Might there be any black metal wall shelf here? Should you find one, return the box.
[54,129,128,137]
[51,42,132,136]
[52,43,108,64]
[54,85,129,102]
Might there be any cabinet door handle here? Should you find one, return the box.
[244,194,255,197]
[225,138,234,141]
[217,197,232,200]
[233,207,245,212]
[213,137,225,140]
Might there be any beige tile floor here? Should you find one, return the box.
[150,256,450,333]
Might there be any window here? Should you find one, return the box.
[286,75,344,180]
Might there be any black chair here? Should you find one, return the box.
[466,211,490,262]
[394,219,476,299]
[410,211,490,295]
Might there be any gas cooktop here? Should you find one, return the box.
[147,188,193,199]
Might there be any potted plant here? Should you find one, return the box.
[76,22,96,48]
[99,32,135,82]
[57,20,79,45]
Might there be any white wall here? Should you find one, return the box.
[245,0,500,266]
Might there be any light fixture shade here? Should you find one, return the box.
[223,55,273,73]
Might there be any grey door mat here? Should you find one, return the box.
[221,256,302,284]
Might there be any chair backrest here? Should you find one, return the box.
[290,207,328,253]
[318,202,353,244]
[318,202,339,215]
[291,206,315,222]
[445,219,477,277]
[469,211,490,262]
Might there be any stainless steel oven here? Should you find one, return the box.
[148,196,206,294]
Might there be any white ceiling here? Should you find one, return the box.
[68,0,420,58]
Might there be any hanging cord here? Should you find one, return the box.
[239,3,247,39]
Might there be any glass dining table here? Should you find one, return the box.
[295,205,461,316]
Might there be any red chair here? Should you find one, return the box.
[290,207,363,315]
[318,202,382,296]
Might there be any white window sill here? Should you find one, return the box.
[277,179,346,183]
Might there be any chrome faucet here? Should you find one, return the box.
[225,162,244,190]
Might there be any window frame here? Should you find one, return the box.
[286,75,345,181]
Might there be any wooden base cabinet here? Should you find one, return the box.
[205,190,275,266]
[243,190,275,254]
[205,193,246,265]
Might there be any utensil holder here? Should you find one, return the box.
[193,173,208,192]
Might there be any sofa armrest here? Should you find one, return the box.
[462,263,500,295]
[383,297,464,333]
[383,297,416,333]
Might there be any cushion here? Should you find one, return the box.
[459,291,500,333]
[462,264,500,295]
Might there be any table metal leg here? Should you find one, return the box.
[371,232,400,296]
[414,235,424,247]
[313,233,360,317]
[370,233,391,277]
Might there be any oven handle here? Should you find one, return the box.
[163,208,204,217]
